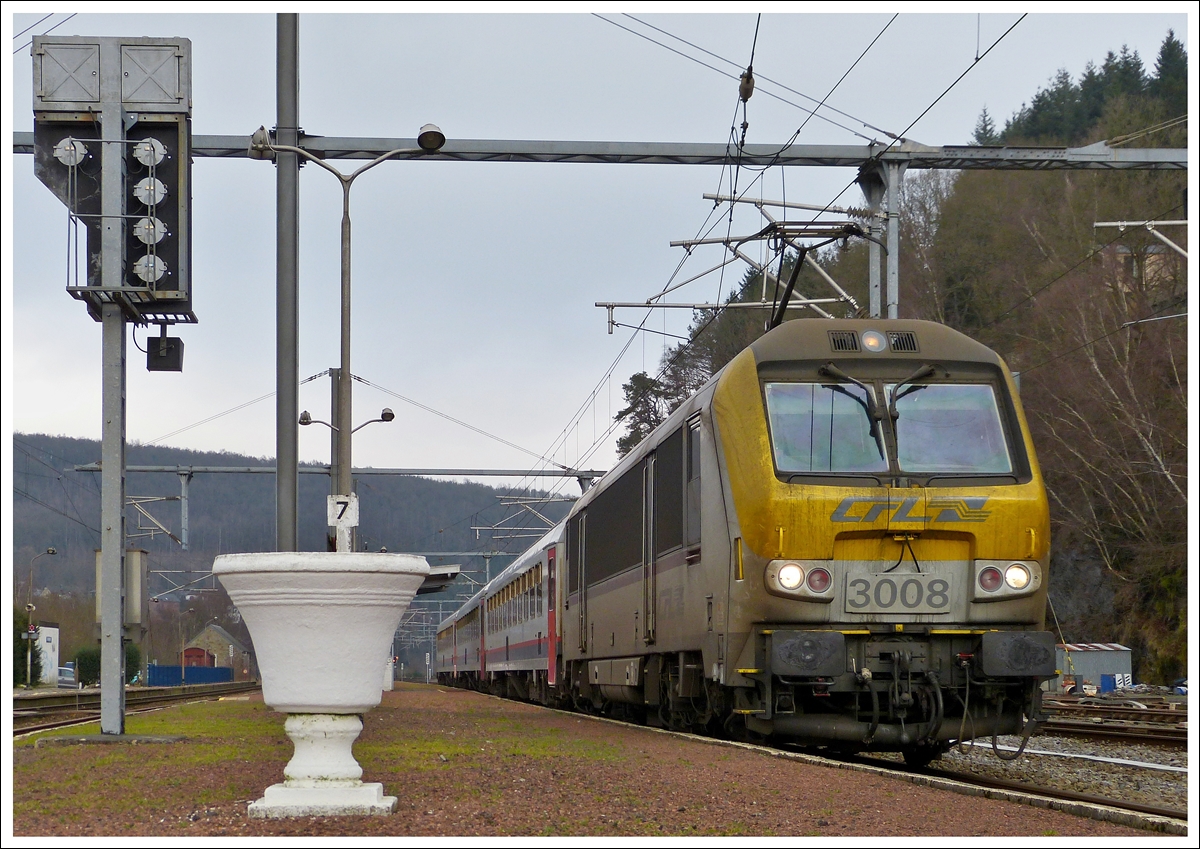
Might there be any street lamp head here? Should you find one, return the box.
[46,547,56,556]
[417,124,446,152]
[25,603,36,613]
[381,407,395,422]
[299,410,313,426]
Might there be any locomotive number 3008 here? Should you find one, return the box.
[845,575,952,614]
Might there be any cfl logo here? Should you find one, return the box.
[831,496,991,524]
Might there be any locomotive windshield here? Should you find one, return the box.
[890,383,1012,474]
[764,382,888,473]
[765,380,1013,478]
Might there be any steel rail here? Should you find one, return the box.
[841,752,1187,825]
[13,681,259,717]
[1039,720,1187,746]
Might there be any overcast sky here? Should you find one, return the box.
[4,7,1193,502]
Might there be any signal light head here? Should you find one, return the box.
[133,217,168,245]
[52,137,87,167]
[133,255,168,283]
[133,177,167,206]
[133,137,167,167]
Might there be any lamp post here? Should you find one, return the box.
[25,547,56,688]
[249,125,445,551]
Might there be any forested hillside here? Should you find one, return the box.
[615,32,1187,682]
[13,432,571,596]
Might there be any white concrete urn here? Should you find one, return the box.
[213,552,428,818]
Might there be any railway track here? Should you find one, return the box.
[839,752,1187,825]
[13,681,260,736]
[1040,694,1188,746]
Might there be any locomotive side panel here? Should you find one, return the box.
[560,386,733,685]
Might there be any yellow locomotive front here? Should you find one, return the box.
[714,319,1055,762]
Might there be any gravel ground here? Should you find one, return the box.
[13,684,1174,838]
[927,732,1188,813]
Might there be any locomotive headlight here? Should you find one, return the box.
[861,330,887,352]
[973,560,1040,602]
[1004,564,1031,590]
[766,559,835,602]
[778,563,804,589]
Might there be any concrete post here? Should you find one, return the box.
[276,13,300,552]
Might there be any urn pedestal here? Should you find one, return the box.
[213,552,428,818]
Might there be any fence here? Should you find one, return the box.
[147,664,233,687]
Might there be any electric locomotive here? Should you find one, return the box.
[440,318,1055,764]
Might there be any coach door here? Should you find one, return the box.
[547,544,558,685]
[642,454,657,644]
[577,513,588,653]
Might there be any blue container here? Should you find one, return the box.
[147,664,233,686]
[1099,673,1116,693]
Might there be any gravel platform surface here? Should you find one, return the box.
[11,683,1182,838]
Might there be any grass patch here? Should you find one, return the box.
[13,700,288,825]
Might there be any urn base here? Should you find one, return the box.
[248,781,397,818]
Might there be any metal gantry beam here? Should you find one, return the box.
[75,463,602,480]
[12,133,1187,170]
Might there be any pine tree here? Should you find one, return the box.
[1149,30,1187,116]
[1100,46,1146,98]
[614,372,669,457]
[971,107,999,145]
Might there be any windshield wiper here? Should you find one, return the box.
[818,362,886,461]
[888,363,938,422]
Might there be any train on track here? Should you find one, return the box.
[437,318,1057,764]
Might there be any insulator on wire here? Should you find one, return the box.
[739,66,755,102]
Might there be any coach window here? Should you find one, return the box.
[655,426,684,556]
[685,416,702,550]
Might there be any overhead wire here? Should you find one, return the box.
[714,16,765,314]
[13,487,101,536]
[13,444,99,537]
[984,202,1184,327]
[888,14,1027,149]
[622,12,901,142]
[146,370,328,445]
[350,374,566,470]
[592,13,874,142]
[13,13,55,41]
[588,13,1029,478]
[1018,295,1188,377]
[12,13,76,55]
[541,14,907,486]
[1106,115,1188,147]
[727,11,1028,271]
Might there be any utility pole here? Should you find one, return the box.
[275,13,300,552]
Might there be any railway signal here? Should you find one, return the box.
[29,35,193,736]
